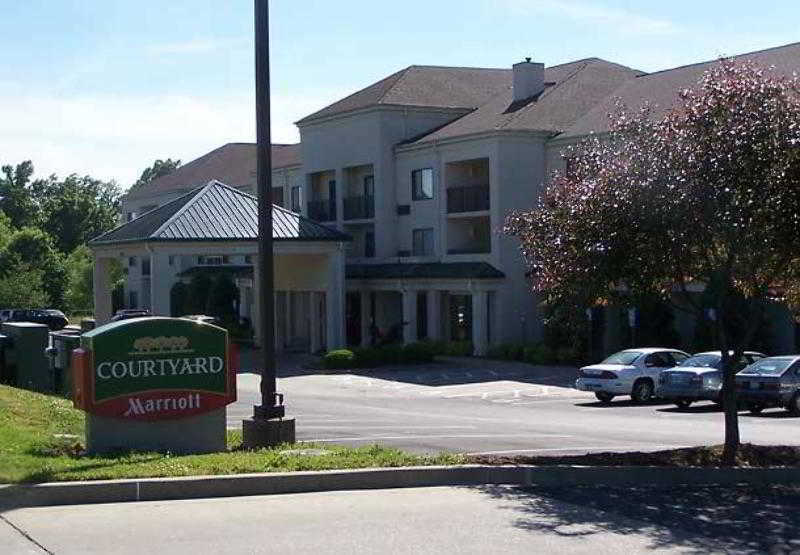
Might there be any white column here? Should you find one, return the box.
[252,256,262,347]
[402,289,417,344]
[325,247,346,349]
[360,290,371,347]
[149,252,173,317]
[472,290,489,356]
[92,255,113,325]
[309,291,321,353]
[427,290,441,341]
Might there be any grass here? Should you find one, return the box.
[0,385,464,484]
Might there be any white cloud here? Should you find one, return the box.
[0,88,347,188]
[504,0,680,36]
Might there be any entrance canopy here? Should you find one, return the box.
[88,180,350,351]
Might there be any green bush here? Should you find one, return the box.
[402,342,437,363]
[444,341,473,357]
[324,349,356,369]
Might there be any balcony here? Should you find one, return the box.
[447,185,490,214]
[343,195,375,220]
[307,199,336,222]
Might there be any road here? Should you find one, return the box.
[4,484,798,554]
[228,354,799,455]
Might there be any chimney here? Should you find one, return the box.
[512,57,545,102]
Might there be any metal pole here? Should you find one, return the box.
[254,0,284,420]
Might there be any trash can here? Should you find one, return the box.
[1,322,50,391]
[50,331,82,396]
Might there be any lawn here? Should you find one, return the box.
[0,385,464,484]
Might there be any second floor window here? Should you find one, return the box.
[412,168,433,200]
[141,258,151,276]
[412,228,434,257]
[291,186,302,212]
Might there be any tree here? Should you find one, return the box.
[0,161,40,228]
[0,227,68,308]
[506,60,800,465]
[64,245,94,312]
[132,159,181,189]
[33,174,122,254]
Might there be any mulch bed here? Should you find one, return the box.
[467,444,800,467]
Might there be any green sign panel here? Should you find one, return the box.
[73,317,236,421]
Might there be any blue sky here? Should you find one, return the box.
[2,0,798,188]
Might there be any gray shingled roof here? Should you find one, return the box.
[346,262,504,280]
[91,180,349,245]
[297,65,512,124]
[125,143,301,201]
[562,42,800,139]
[406,59,641,145]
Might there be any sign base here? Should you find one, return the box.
[87,408,226,455]
[242,417,296,449]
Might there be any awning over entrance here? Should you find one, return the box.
[346,262,504,280]
[90,180,350,245]
[88,180,350,353]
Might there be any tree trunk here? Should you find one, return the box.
[720,353,740,466]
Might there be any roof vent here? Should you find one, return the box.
[512,57,544,102]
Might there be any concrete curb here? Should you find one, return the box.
[1,465,798,509]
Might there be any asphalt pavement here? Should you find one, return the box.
[4,484,798,554]
[228,353,800,456]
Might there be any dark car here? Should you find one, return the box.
[110,309,151,322]
[659,351,766,409]
[736,355,800,415]
[8,309,69,331]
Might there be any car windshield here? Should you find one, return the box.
[679,354,720,368]
[740,358,794,376]
[600,351,643,365]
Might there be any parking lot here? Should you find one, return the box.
[229,354,800,455]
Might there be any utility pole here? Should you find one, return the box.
[242,0,295,447]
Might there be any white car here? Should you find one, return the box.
[575,348,690,404]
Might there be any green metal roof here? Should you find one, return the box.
[346,262,505,280]
[90,180,350,245]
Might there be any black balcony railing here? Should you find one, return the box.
[343,195,375,220]
[447,185,490,213]
[307,199,336,222]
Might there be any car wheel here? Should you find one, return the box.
[675,400,692,409]
[631,379,654,404]
[595,392,614,404]
[749,404,764,415]
[787,393,800,416]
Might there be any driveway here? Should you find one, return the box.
[230,349,800,456]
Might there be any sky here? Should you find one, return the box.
[1,0,799,189]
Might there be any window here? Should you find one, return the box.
[128,256,136,267]
[129,291,138,309]
[412,228,434,256]
[141,258,151,276]
[168,255,175,266]
[365,231,375,258]
[412,168,433,200]
[271,187,283,207]
[244,255,253,264]
[364,175,374,198]
[291,186,302,212]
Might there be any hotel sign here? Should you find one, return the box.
[72,317,237,421]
